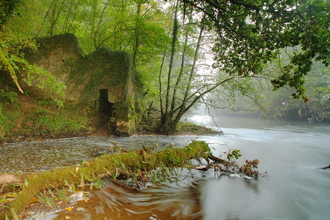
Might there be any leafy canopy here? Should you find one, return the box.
[182,0,330,101]
[0,0,66,105]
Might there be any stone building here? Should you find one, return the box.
[24,33,143,136]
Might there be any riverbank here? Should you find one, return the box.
[0,83,221,145]
[135,119,222,136]
[0,89,94,144]
[1,121,221,146]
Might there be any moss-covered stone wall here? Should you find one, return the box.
[24,33,143,136]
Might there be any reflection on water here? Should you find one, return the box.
[1,113,330,220]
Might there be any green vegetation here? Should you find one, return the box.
[0,78,90,141]
[157,0,330,133]
[136,120,220,135]
[175,122,220,135]
[3,1,327,218]
[21,105,84,137]
[0,0,329,136]
[0,84,21,141]
[0,141,210,218]
[211,52,330,122]
[0,141,262,218]
[262,61,330,121]
[0,2,66,104]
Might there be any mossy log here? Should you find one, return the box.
[1,141,212,218]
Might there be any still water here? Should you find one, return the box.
[1,114,329,220]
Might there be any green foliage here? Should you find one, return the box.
[248,50,330,121]
[269,63,330,121]
[176,121,219,135]
[227,149,242,161]
[0,105,8,140]
[215,55,330,122]
[22,107,82,137]
[183,0,330,100]
[164,149,182,166]
[20,61,66,106]
[37,192,54,207]
[0,88,21,140]
[0,110,8,141]
[3,0,169,106]
[0,0,66,104]
[0,87,18,103]
[0,0,21,26]
[56,189,68,201]
[0,74,91,140]
[1,0,329,136]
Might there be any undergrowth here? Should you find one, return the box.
[22,110,80,136]
[0,83,91,140]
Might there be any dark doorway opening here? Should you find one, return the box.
[98,89,114,127]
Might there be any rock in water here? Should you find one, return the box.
[0,174,22,185]
[229,173,240,178]
[0,174,22,191]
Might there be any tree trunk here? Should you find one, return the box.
[132,2,141,66]
[158,22,205,135]
[163,0,179,119]
[159,113,176,135]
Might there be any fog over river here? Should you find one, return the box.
[1,111,329,220]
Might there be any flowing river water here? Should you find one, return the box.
[1,114,330,220]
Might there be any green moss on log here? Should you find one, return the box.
[3,141,210,218]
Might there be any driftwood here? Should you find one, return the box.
[208,154,229,165]
[0,141,213,219]
[320,165,330,170]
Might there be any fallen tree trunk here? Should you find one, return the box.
[1,141,212,218]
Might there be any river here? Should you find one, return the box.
[1,113,329,220]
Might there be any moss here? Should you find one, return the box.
[66,48,132,103]
[3,141,210,218]
[35,33,83,58]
